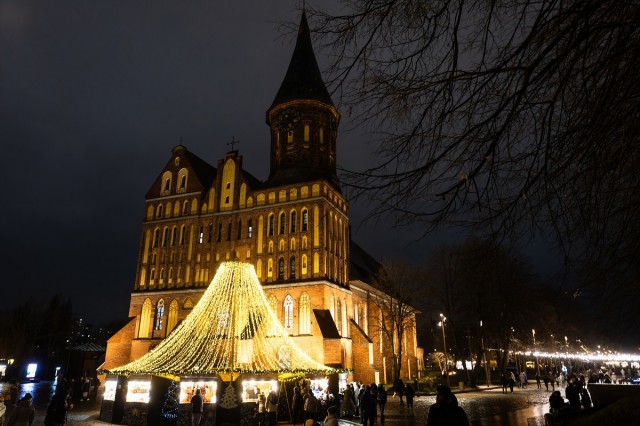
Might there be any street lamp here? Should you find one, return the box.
[533,329,541,378]
[438,313,450,387]
[481,320,491,387]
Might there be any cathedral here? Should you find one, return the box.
[103,12,423,385]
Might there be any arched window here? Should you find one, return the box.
[336,299,342,335]
[268,241,274,254]
[279,212,286,234]
[278,258,284,280]
[163,228,169,247]
[290,211,297,233]
[299,293,310,334]
[301,209,308,231]
[290,256,296,279]
[155,300,165,330]
[283,295,294,329]
[171,226,177,246]
[268,214,275,236]
[153,228,160,248]
[156,204,164,219]
[180,225,186,245]
[167,300,179,334]
[182,200,189,215]
[139,299,152,338]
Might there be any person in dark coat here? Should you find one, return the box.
[377,384,387,422]
[360,386,377,426]
[291,386,304,425]
[190,388,203,426]
[426,385,469,426]
[395,379,405,406]
[45,393,67,426]
[405,383,415,408]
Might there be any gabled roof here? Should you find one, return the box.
[349,239,382,284]
[269,11,334,110]
[313,309,341,339]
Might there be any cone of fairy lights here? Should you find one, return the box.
[105,261,340,376]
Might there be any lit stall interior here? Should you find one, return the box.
[126,378,152,403]
[242,379,278,402]
[103,379,117,401]
[179,378,217,404]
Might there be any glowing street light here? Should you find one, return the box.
[438,313,450,387]
[532,329,541,378]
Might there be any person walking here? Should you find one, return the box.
[426,385,469,426]
[377,383,387,422]
[323,405,339,426]
[44,392,67,426]
[291,386,304,425]
[501,374,508,394]
[6,393,35,426]
[536,373,542,389]
[405,383,415,409]
[395,378,405,406]
[361,386,377,426]
[190,388,203,426]
[543,374,550,391]
[303,388,318,424]
[266,390,278,426]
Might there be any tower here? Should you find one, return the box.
[266,12,341,191]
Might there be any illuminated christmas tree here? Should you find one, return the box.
[106,261,338,376]
[161,379,180,420]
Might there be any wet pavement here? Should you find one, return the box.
[1,381,553,425]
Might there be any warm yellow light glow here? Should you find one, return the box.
[126,380,151,403]
[107,261,339,376]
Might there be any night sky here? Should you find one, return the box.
[1,1,465,325]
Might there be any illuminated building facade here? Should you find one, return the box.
[103,12,423,384]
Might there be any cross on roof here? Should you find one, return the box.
[228,136,240,151]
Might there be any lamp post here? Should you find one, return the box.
[481,320,491,387]
[533,329,540,378]
[438,313,450,387]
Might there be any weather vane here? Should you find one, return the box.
[228,136,240,151]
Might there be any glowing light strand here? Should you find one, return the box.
[106,262,342,376]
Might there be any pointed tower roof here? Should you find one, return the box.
[269,11,334,110]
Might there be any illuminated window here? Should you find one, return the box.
[278,258,284,280]
[290,256,296,279]
[284,295,294,329]
[319,128,324,144]
[139,299,152,338]
[167,300,179,334]
[336,300,342,335]
[287,131,293,143]
[279,212,286,234]
[180,225,186,245]
[154,300,165,331]
[268,214,274,236]
[299,293,310,334]
[290,211,297,233]
[248,219,253,238]
[198,226,203,244]
[302,209,308,231]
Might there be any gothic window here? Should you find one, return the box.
[154,300,165,331]
[290,211,297,233]
[279,212,286,234]
[304,125,310,142]
[182,200,189,215]
[156,204,163,219]
[302,209,308,231]
[163,177,171,192]
[268,241,274,254]
[268,214,275,236]
[283,295,294,329]
[287,131,293,143]
[198,225,203,244]
[167,300,179,334]
[336,300,342,335]
[139,299,152,338]
[163,228,169,246]
[153,228,160,248]
[299,293,311,334]
[171,226,177,246]
[248,219,253,238]
[180,175,187,190]
[290,256,296,279]
[302,236,308,250]
[180,225,186,245]
[278,258,284,280]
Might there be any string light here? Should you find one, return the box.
[105,261,344,376]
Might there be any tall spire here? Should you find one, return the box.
[269,11,334,110]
